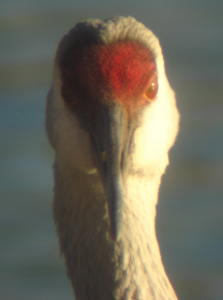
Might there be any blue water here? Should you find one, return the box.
[1,1,223,299]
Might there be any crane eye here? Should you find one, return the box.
[144,74,158,101]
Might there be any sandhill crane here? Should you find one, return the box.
[46,16,179,300]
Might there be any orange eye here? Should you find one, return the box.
[144,73,158,101]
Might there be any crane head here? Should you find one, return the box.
[47,17,179,239]
[60,40,158,115]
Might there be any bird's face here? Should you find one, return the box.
[59,40,160,173]
[58,40,161,237]
[60,41,158,114]
[50,18,179,238]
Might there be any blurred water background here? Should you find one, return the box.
[1,0,223,299]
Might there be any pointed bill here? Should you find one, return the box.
[90,102,133,240]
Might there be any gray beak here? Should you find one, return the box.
[89,102,134,240]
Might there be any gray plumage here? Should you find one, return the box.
[46,16,179,300]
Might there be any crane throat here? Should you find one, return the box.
[60,41,158,111]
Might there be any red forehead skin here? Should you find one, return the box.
[99,42,155,99]
[61,41,157,114]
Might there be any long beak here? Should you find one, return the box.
[89,102,133,240]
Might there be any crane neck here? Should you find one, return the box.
[112,174,177,299]
[54,166,177,299]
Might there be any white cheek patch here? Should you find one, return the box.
[49,71,97,173]
[59,117,96,171]
[133,108,167,175]
[131,83,179,176]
